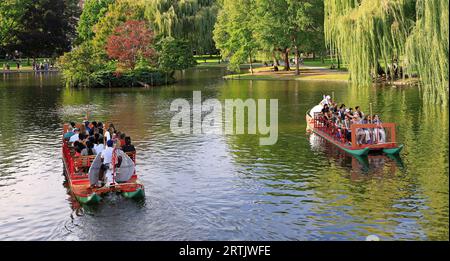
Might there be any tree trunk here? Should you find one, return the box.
[283,49,290,71]
[337,54,340,69]
[249,53,254,75]
[312,52,315,60]
[295,47,300,76]
[272,52,279,66]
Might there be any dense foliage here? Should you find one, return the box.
[59,0,204,87]
[1,0,446,101]
[0,0,80,57]
[157,37,197,72]
[106,20,157,70]
[324,0,448,104]
[76,0,116,43]
[145,0,220,55]
[213,0,325,74]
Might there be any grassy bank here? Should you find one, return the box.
[224,66,349,82]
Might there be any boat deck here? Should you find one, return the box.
[306,111,403,156]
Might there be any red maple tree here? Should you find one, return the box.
[106,20,156,70]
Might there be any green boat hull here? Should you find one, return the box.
[342,146,370,156]
[76,193,102,204]
[313,128,370,157]
[122,188,145,199]
[383,144,404,155]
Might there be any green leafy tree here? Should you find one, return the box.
[145,0,220,55]
[91,0,145,54]
[254,0,323,74]
[157,36,197,72]
[10,0,81,57]
[0,0,31,53]
[325,0,448,104]
[76,0,116,43]
[213,0,258,73]
[58,41,110,86]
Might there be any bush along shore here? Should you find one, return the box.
[68,67,176,88]
[59,18,196,88]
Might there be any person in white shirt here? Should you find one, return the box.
[101,140,115,186]
[104,124,116,142]
[69,129,80,143]
[93,133,104,155]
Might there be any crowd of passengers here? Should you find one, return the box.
[63,121,136,157]
[317,96,386,145]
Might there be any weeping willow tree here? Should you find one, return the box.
[144,0,220,54]
[324,0,449,104]
[405,0,449,104]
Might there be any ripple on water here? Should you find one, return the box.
[0,71,448,240]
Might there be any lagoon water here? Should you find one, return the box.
[0,69,448,240]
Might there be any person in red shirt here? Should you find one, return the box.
[119,133,126,147]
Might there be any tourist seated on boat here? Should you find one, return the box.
[93,133,104,155]
[90,125,103,141]
[78,133,88,144]
[79,124,89,136]
[373,114,386,143]
[338,104,346,120]
[119,133,126,147]
[361,115,372,144]
[122,136,136,153]
[88,121,97,136]
[105,124,116,141]
[321,104,331,121]
[355,115,371,144]
[64,126,75,140]
[330,102,338,113]
[97,139,116,187]
[345,108,353,118]
[98,122,104,134]
[355,106,364,119]
[81,140,96,156]
[73,141,86,157]
[344,115,352,143]
[69,128,80,143]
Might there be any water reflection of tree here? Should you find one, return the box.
[0,74,62,158]
[218,80,448,240]
[346,83,449,240]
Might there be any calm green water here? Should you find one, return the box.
[0,69,448,240]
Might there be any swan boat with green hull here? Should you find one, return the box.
[306,105,403,157]
[62,123,145,204]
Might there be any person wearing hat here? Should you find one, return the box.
[64,126,75,140]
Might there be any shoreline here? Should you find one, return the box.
[223,66,420,85]
[1,69,59,74]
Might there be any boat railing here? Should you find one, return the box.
[313,112,397,149]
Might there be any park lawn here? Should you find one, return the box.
[0,65,34,71]
[224,66,349,82]
[302,58,348,70]
[299,73,349,81]
[224,74,291,80]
